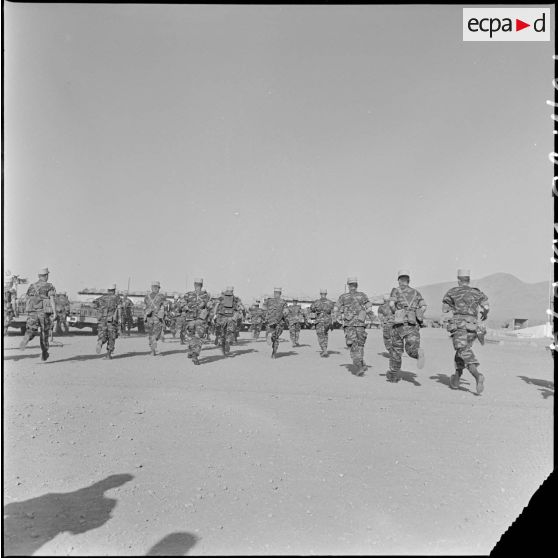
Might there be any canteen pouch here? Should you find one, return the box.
[42,299,53,314]
[446,319,458,333]
[221,294,234,316]
[156,306,166,319]
[465,317,478,332]
[406,310,417,325]
[393,308,407,324]
[198,308,209,320]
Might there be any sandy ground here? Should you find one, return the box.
[2,328,554,556]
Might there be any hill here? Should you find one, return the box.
[418,273,549,327]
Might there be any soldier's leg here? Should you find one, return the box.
[294,323,301,345]
[61,313,69,334]
[20,315,39,348]
[289,324,296,346]
[224,318,236,354]
[459,332,483,393]
[39,315,51,360]
[189,320,205,363]
[382,325,392,352]
[344,326,358,364]
[271,323,283,357]
[388,326,404,380]
[403,325,424,369]
[253,323,261,339]
[96,320,108,354]
[355,326,368,364]
[450,329,470,389]
[185,321,195,357]
[106,322,117,357]
[316,322,326,353]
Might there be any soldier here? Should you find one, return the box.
[334,278,375,375]
[121,295,134,336]
[212,287,245,356]
[180,278,211,365]
[19,268,58,361]
[248,299,266,339]
[3,280,17,336]
[169,294,181,339]
[93,284,122,359]
[284,298,305,347]
[442,269,489,394]
[387,270,427,382]
[377,293,395,355]
[233,305,245,344]
[143,281,167,356]
[263,287,288,358]
[310,289,335,357]
[52,291,71,335]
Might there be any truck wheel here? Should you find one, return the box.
[20,326,27,335]
[137,318,145,334]
[91,325,98,335]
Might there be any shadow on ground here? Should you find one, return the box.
[3,473,133,556]
[145,532,199,556]
[199,348,258,364]
[518,376,554,399]
[377,351,391,358]
[338,363,367,377]
[429,373,474,394]
[3,353,43,362]
[273,350,298,359]
[45,351,152,364]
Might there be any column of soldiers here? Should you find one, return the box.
[13,267,491,394]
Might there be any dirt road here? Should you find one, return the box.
[3,328,553,555]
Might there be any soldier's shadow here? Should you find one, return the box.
[338,363,368,376]
[3,473,133,556]
[377,352,391,358]
[518,376,554,399]
[3,353,43,362]
[292,343,311,348]
[198,348,257,364]
[46,351,152,364]
[145,532,199,556]
[273,350,298,359]
[378,370,421,386]
[429,373,473,393]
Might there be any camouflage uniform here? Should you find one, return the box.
[93,291,122,357]
[180,286,211,364]
[3,285,17,335]
[144,289,167,355]
[388,276,426,379]
[264,290,288,358]
[121,297,134,335]
[284,302,304,347]
[213,289,245,355]
[334,281,375,373]
[377,300,395,352]
[442,270,489,393]
[310,294,335,356]
[248,305,265,339]
[52,293,71,335]
[20,273,57,360]
[169,297,182,339]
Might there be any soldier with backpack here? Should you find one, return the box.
[212,287,245,356]
[143,281,167,356]
[284,298,305,347]
[263,287,289,359]
[93,284,122,359]
[180,278,211,365]
[387,270,427,382]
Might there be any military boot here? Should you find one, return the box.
[477,326,486,346]
[271,343,278,359]
[41,349,49,361]
[320,349,328,358]
[468,364,485,394]
[386,370,400,383]
[151,342,157,356]
[104,351,113,360]
[96,339,103,354]
[192,355,200,365]
[19,333,31,350]
[449,370,462,390]
[354,362,366,376]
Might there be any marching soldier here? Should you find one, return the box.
[442,269,489,394]
[169,294,181,339]
[334,277,375,375]
[309,289,335,357]
[121,295,134,336]
[284,298,305,347]
[387,270,427,382]
[144,281,167,356]
[93,284,122,359]
[263,287,288,358]
[3,280,17,336]
[212,287,245,356]
[377,293,395,355]
[19,268,57,361]
[52,291,71,335]
[248,299,265,339]
[181,278,211,365]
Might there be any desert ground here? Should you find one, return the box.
[3,327,554,556]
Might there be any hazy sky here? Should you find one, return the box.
[4,3,555,300]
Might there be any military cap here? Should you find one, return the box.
[108,283,116,290]
[397,270,410,278]
[320,288,328,294]
[194,278,203,284]
[38,268,50,275]
[274,287,282,292]
[151,280,161,287]
[347,277,358,284]
[457,268,471,278]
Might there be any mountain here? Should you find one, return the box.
[418,273,550,327]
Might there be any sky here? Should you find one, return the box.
[3,3,555,301]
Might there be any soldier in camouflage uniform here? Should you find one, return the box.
[334,277,375,375]
[3,281,17,336]
[213,287,245,356]
[442,269,489,395]
[169,295,181,339]
[387,270,427,382]
[377,293,395,354]
[310,289,335,357]
[180,278,211,365]
[52,292,71,335]
[264,287,288,358]
[20,268,58,361]
[284,298,305,347]
[248,299,265,339]
[144,281,167,356]
[121,295,134,336]
[93,284,122,359]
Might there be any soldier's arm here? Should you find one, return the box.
[389,288,397,310]
[479,292,490,320]
[49,286,57,319]
[441,291,454,314]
